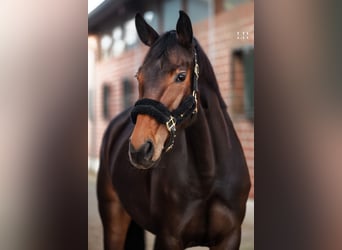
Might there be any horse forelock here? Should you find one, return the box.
[143,31,193,72]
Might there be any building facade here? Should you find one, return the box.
[88,0,254,197]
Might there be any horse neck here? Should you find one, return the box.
[184,83,232,180]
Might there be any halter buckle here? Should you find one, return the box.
[194,63,199,80]
[192,91,198,115]
[166,116,176,132]
[165,116,176,152]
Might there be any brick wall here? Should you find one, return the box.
[88,2,254,197]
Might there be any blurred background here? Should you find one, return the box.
[1,0,341,249]
[88,0,254,249]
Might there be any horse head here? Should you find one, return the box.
[129,11,199,169]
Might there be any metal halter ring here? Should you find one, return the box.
[165,116,176,132]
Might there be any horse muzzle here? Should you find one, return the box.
[128,140,156,169]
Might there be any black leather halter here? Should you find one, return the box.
[131,47,199,152]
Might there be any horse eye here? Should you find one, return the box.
[175,72,186,83]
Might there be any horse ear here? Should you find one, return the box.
[135,13,159,47]
[176,11,193,47]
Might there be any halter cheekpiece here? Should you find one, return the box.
[131,46,199,152]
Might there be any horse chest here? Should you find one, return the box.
[151,191,235,247]
[182,200,236,247]
[150,175,235,246]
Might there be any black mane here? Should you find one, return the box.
[193,38,227,109]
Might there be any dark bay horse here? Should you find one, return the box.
[97,11,251,250]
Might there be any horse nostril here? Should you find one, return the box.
[143,140,154,160]
[128,140,154,164]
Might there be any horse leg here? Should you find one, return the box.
[97,167,131,250]
[98,196,131,250]
[210,228,241,250]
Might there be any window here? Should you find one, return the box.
[112,26,125,56]
[122,78,134,109]
[243,48,254,120]
[102,84,111,120]
[124,18,138,49]
[100,34,112,59]
[231,47,254,121]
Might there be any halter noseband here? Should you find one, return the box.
[131,46,199,152]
